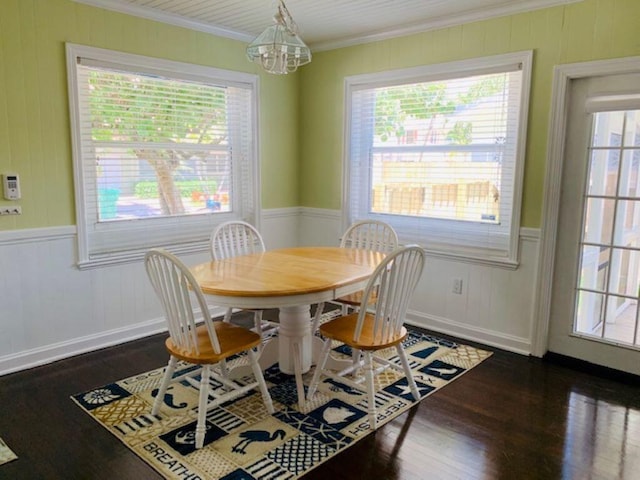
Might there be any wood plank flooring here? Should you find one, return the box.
[1,312,640,479]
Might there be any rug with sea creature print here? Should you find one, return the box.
[72,326,491,479]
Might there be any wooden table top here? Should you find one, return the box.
[190,246,384,299]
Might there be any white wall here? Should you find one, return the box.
[0,207,540,376]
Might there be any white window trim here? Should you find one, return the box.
[342,51,533,269]
[65,43,261,269]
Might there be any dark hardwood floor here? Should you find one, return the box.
[2,311,640,479]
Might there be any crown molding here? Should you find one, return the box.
[71,0,255,43]
[312,0,582,51]
[72,0,582,52]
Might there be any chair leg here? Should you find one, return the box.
[351,348,361,368]
[396,345,420,401]
[152,355,177,416]
[248,349,274,414]
[349,305,361,368]
[310,302,324,334]
[307,338,332,399]
[219,359,229,378]
[291,340,305,410]
[223,307,233,323]
[364,351,377,430]
[195,365,210,449]
[253,310,263,341]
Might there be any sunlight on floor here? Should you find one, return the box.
[596,301,639,345]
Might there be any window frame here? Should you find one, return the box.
[66,44,260,269]
[342,51,533,268]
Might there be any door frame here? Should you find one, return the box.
[533,55,640,357]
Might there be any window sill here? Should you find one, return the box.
[77,239,210,270]
[419,246,519,270]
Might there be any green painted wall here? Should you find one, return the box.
[2,0,639,231]
[298,0,640,227]
[0,0,299,230]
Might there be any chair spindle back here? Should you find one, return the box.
[210,221,266,261]
[145,249,220,355]
[354,245,425,344]
[340,220,398,254]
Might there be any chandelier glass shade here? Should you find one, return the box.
[246,1,311,75]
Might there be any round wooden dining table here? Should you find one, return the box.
[189,246,384,408]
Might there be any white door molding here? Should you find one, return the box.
[532,55,640,357]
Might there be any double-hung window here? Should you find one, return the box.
[66,44,259,269]
[345,51,532,267]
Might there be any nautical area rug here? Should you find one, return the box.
[72,326,491,479]
[0,436,17,466]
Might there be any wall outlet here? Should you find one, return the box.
[452,278,463,295]
[0,206,22,215]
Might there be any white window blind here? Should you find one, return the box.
[66,44,259,268]
[345,52,532,266]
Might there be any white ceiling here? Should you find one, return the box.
[74,0,580,51]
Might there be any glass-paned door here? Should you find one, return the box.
[548,69,640,375]
[575,109,640,346]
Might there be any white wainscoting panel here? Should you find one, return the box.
[299,208,541,355]
[261,207,301,249]
[0,208,538,376]
[298,208,343,246]
[406,231,540,354]
[0,209,300,376]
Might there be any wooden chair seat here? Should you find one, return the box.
[166,322,262,364]
[319,312,408,351]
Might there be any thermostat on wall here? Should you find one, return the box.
[3,173,21,200]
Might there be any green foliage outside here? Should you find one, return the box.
[374,83,454,142]
[89,71,227,145]
[446,121,473,145]
[373,74,507,145]
[134,180,218,199]
[87,68,228,215]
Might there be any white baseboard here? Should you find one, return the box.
[406,310,532,355]
[0,306,228,376]
[0,319,164,376]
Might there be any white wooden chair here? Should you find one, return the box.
[307,245,425,430]
[311,220,399,334]
[145,248,274,449]
[210,220,266,261]
[210,221,272,340]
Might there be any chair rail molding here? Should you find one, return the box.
[0,225,76,245]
